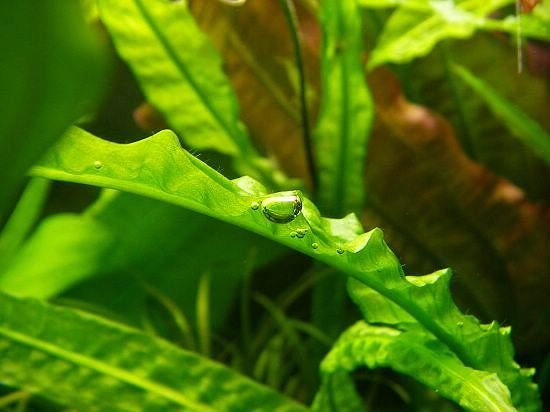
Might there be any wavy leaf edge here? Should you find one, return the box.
[28,127,540,411]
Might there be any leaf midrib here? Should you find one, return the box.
[0,326,214,412]
[132,0,240,151]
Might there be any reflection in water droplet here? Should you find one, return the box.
[296,228,308,238]
[218,0,247,5]
[250,201,260,210]
[336,248,344,255]
[290,231,297,238]
[94,161,102,170]
[312,243,319,249]
[261,191,303,224]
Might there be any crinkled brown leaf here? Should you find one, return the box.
[367,67,550,351]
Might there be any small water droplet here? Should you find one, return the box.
[290,231,297,238]
[250,201,260,210]
[457,321,464,328]
[312,242,319,249]
[94,161,102,170]
[261,191,302,224]
[336,248,344,255]
[296,228,308,237]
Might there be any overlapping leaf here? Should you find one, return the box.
[313,321,516,412]
[314,0,373,216]
[28,127,541,410]
[98,0,286,187]
[0,291,308,412]
[359,0,550,67]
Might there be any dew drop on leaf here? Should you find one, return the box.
[296,228,308,238]
[94,161,102,170]
[290,231,297,238]
[250,201,260,210]
[261,191,303,224]
[312,242,319,249]
[336,248,344,255]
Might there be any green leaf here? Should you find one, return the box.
[0,189,283,331]
[0,213,114,298]
[0,178,50,267]
[0,291,308,412]
[29,127,541,410]
[312,372,363,412]
[363,0,550,68]
[452,64,550,165]
[348,272,540,411]
[314,0,373,217]
[0,0,107,218]
[98,0,246,156]
[314,321,516,412]
[97,0,286,187]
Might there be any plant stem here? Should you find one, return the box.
[279,0,318,192]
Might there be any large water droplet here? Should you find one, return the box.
[261,191,303,224]
[94,160,102,170]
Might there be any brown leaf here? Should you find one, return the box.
[367,68,550,351]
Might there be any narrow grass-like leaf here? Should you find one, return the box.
[314,0,373,216]
[453,64,550,165]
[0,178,50,266]
[0,291,308,412]
[29,127,541,410]
[314,321,516,412]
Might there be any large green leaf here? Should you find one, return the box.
[28,127,541,410]
[0,291,308,411]
[0,0,107,219]
[452,64,550,165]
[314,321,516,412]
[314,0,373,217]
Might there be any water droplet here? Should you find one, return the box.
[290,231,297,238]
[312,242,319,249]
[261,191,303,224]
[296,228,308,238]
[250,201,260,210]
[94,161,102,170]
[457,321,464,328]
[336,248,344,255]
